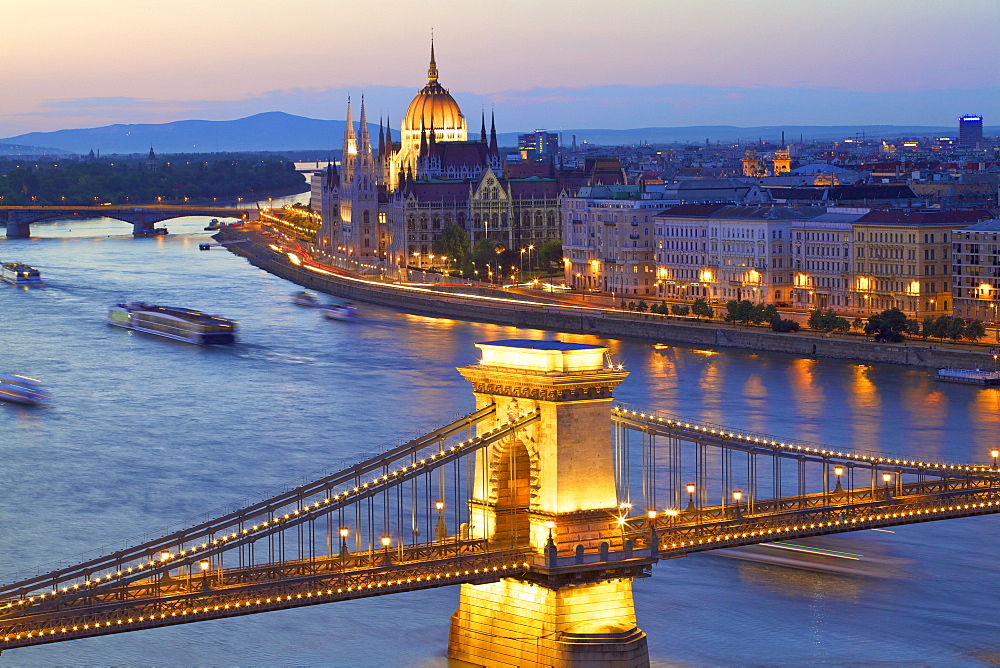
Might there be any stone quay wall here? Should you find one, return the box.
[223,233,996,371]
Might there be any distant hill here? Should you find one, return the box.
[3,114,996,155]
[0,112,360,155]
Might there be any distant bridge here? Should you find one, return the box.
[0,205,253,238]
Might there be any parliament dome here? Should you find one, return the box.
[401,41,467,143]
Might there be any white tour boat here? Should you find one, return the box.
[108,302,237,344]
[1,262,42,285]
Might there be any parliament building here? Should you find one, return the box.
[312,42,562,271]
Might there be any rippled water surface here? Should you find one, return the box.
[2,211,999,665]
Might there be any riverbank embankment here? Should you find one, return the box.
[218,228,997,371]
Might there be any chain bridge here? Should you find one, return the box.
[0,205,251,237]
[1,339,998,666]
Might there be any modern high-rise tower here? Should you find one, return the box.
[959,114,983,148]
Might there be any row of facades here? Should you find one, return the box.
[561,185,1000,320]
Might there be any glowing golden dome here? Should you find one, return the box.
[402,41,466,136]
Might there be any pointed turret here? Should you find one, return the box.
[358,95,372,159]
[419,120,428,155]
[488,111,499,156]
[344,96,356,145]
[385,113,393,153]
[342,96,357,184]
[480,111,487,144]
[378,117,385,158]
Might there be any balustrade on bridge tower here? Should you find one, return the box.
[450,339,649,667]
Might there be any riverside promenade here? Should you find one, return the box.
[218,226,998,371]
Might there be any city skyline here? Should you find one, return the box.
[4,0,998,137]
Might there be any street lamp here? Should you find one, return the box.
[991,449,999,469]
[435,500,447,541]
[685,483,696,512]
[882,472,893,499]
[732,490,743,518]
[833,466,844,493]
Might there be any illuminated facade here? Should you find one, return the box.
[851,210,993,317]
[561,186,662,296]
[469,169,561,251]
[951,219,1000,321]
[651,205,825,305]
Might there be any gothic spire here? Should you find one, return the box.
[344,96,355,142]
[427,34,438,83]
[488,110,498,156]
[358,95,372,158]
[480,110,487,144]
[385,113,393,153]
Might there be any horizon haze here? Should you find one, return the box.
[2,0,998,138]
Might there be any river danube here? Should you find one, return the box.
[2,207,999,665]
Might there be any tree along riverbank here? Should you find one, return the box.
[218,227,998,371]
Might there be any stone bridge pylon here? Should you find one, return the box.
[450,340,648,667]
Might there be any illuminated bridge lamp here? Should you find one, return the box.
[198,559,211,590]
[834,466,845,493]
[339,527,350,558]
[435,501,448,541]
[545,520,555,541]
[685,483,696,512]
[883,472,893,499]
[381,535,392,566]
[992,449,999,469]
[732,490,743,518]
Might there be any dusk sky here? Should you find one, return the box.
[4,0,998,137]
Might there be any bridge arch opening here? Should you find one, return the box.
[489,439,534,548]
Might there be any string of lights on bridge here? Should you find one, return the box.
[612,406,1000,474]
[0,560,532,646]
[0,411,540,611]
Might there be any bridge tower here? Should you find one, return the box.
[449,340,648,667]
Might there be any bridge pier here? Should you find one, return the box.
[450,340,648,667]
[450,579,647,667]
[5,220,30,238]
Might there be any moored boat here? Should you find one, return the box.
[291,291,321,307]
[322,300,358,320]
[1,262,42,285]
[204,219,221,231]
[134,227,168,237]
[0,374,48,406]
[108,302,237,344]
[935,368,1000,386]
